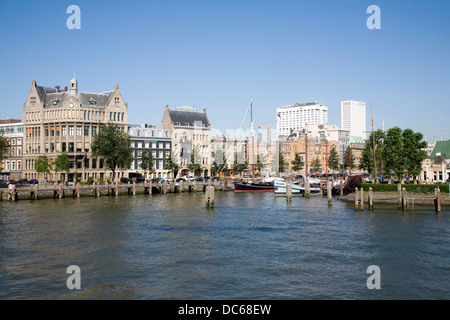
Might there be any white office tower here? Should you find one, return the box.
[276,102,328,137]
[341,100,366,139]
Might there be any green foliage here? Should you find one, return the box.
[91,123,132,179]
[54,152,70,174]
[384,127,404,179]
[187,146,202,174]
[35,155,51,175]
[361,183,449,195]
[278,147,287,173]
[291,152,304,172]
[255,154,265,175]
[0,134,10,165]
[311,157,322,173]
[212,149,228,176]
[328,146,339,172]
[140,149,155,175]
[344,147,356,170]
[233,151,248,173]
[360,130,385,176]
[164,152,180,178]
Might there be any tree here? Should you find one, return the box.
[328,146,339,175]
[402,129,427,180]
[35,155,52,181]
[164,152,180,179]
[211,149,227,176]
[91,123,132,181]
[187,146,202,176]
[360,130,385,179]
[233,151,248,175]
[383,127,404,180]
[140,149,155,178]
[255,154,265,176]
[344,146,355,171]
[291,152,304,173]
[311,157,322,173]
[278,148,287,173]
[0,134,10,166]
[54,152,70,182]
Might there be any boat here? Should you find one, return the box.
[273,179,320,196]
[235,180,275,192]
[234,98,277,193]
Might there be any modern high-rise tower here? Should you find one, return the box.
[340,100,366,139]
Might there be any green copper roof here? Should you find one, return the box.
[350,136,365,144]
[430,141,450,158]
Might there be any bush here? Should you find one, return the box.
[361,183,449,194]
[343,175,363,195]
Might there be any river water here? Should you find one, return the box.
[0,191,449,300]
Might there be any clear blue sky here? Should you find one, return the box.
[1,0,449,143]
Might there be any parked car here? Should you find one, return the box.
[17,179,28,185]
[0,180,8,188]
[136,176,145,183]
[176,178,186,182]
[151,178,166,183]
[185,176,196,181]
[195,177,204,182]
[28,179,39,184]
[120,177,131,184]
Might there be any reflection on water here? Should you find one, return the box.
[0,192,449,299]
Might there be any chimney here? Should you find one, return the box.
[64,86,68,92]
[55,85,60,91]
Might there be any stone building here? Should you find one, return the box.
[161,105,211,177]
[128,124,172,180]
[0,119,23,181]
[22,78,128,182]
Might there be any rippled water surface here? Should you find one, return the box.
[1,192,449,299]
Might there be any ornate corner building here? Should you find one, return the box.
[22,78,128,182]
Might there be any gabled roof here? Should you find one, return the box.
[430,141,450,158]
[168,109,209,127]
[36,85,114,108]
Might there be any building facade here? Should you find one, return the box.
[0,119,23,181]
[161,105,211,177]
[276,102,328,137]
[23,79,128,182]
[128,124,172,179]
[341,100,366,139]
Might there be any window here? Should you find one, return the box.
[17,161,21,170]
[69,142,74,152]
[62,126,67,136]
[62,143,66,152]
[152,142,156,149]
[145,142,149,148]
[115,97,120,107]
[130,142,135,148]
[77,126,82,136]
[137,142,142,148]
[159,160,163,170]
[92,126,97,137]
[159,151,163,158]
[69,126,74,136]
[84,126,89,136]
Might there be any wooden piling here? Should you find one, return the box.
[369,187,374,210]
[133,182,136,196]
[360,188,364,210]
[355,187,359,210]
[327,181,332,206]
[286,182,292,201]
[97,183,100,197]
[115,181,119,197]
[149,181,153,195]
[305,179,310,198]
[59,184,63,199]
[398,183,402,209]
[435,188,441,213]
[77,183,80,198]
[340,180,343,196]
[402,188,407,211]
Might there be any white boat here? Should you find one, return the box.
[273,180,320,196]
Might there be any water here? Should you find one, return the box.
[0,192,449,300]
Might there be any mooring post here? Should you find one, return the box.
[435,188,441,214]
[133,181,136,196]
[355,187,359,210]
[59,183,63,199]
[360,187,364,210]
[340,180,343,196]
[327,181,332,206]
[97,183,100,197]
[369,187,374,210]
[398,183,402,209]
[305,179,310,198]
[402,188,407,211]
[115,181,119,197]
[286,181,292,201]
[319,182,323,196]
[77,183,80,198]
[206,179,215,208]
[149,181,153,195]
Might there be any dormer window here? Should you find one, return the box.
[115,97,120,107]
[53,99,59,105]
[90,98,96,105]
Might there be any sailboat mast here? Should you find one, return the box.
[251,98,255,181]
[371,101,377,182]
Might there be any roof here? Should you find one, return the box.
[430,141,450,158]
[168,109,209,127]
[350,136,366,144]
[36,85,114,108]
